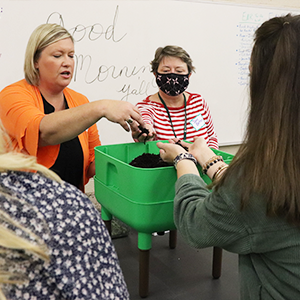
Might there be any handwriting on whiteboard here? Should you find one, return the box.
[45,6,155,101]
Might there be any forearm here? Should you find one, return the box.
[87,160,96,180]
[175,159,200,178]
[175,155,227,186]
[39,101,105,146]
[190,145,227,180]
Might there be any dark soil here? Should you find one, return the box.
[129,141,188,168]
[129,153,170,168]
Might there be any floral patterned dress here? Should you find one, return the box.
[0,171,129,300]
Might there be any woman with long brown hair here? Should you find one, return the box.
[157,14,300,300]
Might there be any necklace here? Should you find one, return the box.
[158,92,187,140]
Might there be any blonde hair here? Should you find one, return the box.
[0,122,61,182]
[0,122,62,299]
[24,23,74,86]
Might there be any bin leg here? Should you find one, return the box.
[212,247,222,279]
[137,233,152,298]
[139,249,150,298]
[101,207,112,236]
[169,230,177,249]
[104,220,112,236]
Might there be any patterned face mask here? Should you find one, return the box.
[156,72,190,96]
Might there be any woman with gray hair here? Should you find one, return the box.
[131,45,218,149]
[0,23,145,192]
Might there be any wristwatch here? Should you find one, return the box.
[173,153,197,169]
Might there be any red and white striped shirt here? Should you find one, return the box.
[136,92,218,149]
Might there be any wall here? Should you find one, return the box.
[1,1,298,149]
[1,0,298,191]
[201,0,300,157]
[87,0,297,191]
[205,0,300,9]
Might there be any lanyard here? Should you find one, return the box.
[158,92,187,140]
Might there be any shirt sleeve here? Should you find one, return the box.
[136,101,155,126]
[87,124,101,164]
[0,82,55,158]
[174,173,251,254]
[201,98,218,149]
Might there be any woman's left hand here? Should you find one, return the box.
[156,141,187,164]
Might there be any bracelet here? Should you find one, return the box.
[212,164,228,181]
[202,155,224,175]
[173,153,197,169]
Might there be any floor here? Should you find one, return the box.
[112,230,240,300]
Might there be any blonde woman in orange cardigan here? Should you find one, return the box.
[0,23,144,192]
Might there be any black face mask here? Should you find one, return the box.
[156,72,190,96]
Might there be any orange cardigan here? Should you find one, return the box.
[0,79,101,188]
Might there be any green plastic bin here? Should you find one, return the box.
[94,141,234,250]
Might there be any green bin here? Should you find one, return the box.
[94,141,234,250]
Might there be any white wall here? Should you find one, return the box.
[2,0,296,191]
[208,0,300,156]
[85,0,298,192]
[199,0,299,9]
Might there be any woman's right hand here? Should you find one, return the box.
[131,123,156,143]
[101,100,146,132]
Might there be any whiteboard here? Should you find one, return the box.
[0,1,298,146]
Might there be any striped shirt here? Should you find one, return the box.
[136,92,218,149]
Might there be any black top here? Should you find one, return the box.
[42,94,84,188]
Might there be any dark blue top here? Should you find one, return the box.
[0,171,129,299]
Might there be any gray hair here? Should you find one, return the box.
[150,45,195,74]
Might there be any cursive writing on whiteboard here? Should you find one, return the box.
[118,77,156,101]
[45,6,155,101]
[74,55,150,83]
[46,6,126,43]
[73,54,155,100]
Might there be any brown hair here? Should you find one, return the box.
[216,14,300,225]
[150,45,195,74]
